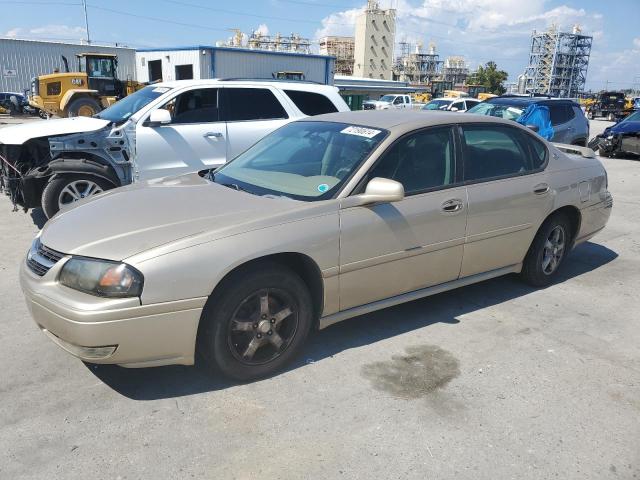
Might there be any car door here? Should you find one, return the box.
[222,87,292,160]
[460,124,553,277]
[134,87,226,181]
[339,126,467,310]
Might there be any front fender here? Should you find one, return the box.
[60,89,99,112]
[48,157,120,187]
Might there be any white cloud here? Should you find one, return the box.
[4,27,21,38]
[3,24,86,40]
[315,7,363,39]
[633,37,640,49]
[314,0,617,88]
[254,23,269,36]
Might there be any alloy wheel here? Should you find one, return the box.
[58,179,103,208]
[542,225,566,275]
[227,288,298,366]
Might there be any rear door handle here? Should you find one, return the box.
[441,199,463,213]
[533,183,550,195]
[204,132,223,138]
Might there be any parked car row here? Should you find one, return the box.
[2,81,614,381]
[15,108,611,380]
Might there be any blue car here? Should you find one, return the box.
[467,96,590,146]
[588,110,640,158]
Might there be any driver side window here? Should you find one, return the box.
[160,88,219,124]
[367,127,455,195]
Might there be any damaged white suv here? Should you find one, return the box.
[0,80,348,218]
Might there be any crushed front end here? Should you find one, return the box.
[0,139,52,210]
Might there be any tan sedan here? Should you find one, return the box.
[20,111,613,380]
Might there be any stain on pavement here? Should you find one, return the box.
[361,344,460,399]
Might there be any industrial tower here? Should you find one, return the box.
[393,41,443,84]
[353,0,396,79]
[522,25,592,98]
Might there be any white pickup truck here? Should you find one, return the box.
[362,94,413,110]
[0,79,349,218]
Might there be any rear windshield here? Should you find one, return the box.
[284,90,338,116]
[467,102,524,120]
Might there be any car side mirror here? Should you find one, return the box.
[146,108,172,127]
[341,177,405,208]
[450,107,459,112]
[526,124,539,133]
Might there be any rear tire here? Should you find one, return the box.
[41,174,114,219]
[198,264,313,381]
[520,213,572,287]
[607,112,616,122]
[66,97,101,117]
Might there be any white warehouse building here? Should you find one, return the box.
[135,46,336,85]
[0,38,136,93]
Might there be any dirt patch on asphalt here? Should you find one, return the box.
[361,344,460,399]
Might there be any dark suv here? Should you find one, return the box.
[467,96,589,146]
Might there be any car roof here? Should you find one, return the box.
[487,96,578,107]
[306,109,514,131]
[150,79,338,92]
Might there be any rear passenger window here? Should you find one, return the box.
[367,127,455,195]
[223,88,288,121]
[462,126,535,181]
[284,90,338,116]
[549,104,573,125]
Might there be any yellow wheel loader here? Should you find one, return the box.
[29,53,144,118]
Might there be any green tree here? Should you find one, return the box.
[469,61,509,95]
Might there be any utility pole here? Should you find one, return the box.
[82,0,91,45]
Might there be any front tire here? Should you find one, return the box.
[520,213,572,287]
[41,174,114,218]
[198,264,313,381]
[65,96,101,117]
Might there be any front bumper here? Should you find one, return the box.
[20,258,206,367]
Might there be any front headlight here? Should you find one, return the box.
[59,257,143,298]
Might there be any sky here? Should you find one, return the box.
[1,0,639,91]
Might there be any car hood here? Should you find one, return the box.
[608,121,640,134]
[0,116,110,145]
[364,100,391,106]
[40,173,330,261]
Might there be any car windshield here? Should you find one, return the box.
[379,95,395,102]
[95,86,172,123]
[422,99,452,110]
[467,102,524,120]
[212,121,387,201]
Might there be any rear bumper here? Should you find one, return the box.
[575,192,613,245]
[20,260,206,367]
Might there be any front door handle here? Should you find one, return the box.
[533,183,550,195]
[441,199,463,213]
[203,132,223,139]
